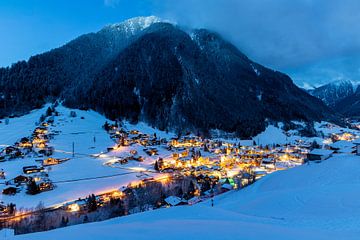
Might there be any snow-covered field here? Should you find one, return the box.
[6,154,360,240]
[0,105,172,209]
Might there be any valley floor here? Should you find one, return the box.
[1,105,360,239]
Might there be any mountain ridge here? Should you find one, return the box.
[0,17,335,137]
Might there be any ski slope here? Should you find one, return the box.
[6,154,360,239]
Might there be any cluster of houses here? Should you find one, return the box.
[103,124,312,191]
[0,123,54,163]
[1,156,70,196]
[104,122,165,148]
[103,122,360,201]
[153,136,309,182]
[0,121,66,197]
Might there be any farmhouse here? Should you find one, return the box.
[23,165,45,174]
[307,149,334,161]
[42,157,60,166]
[2,187,19,195]
[39,180,54,192]
[164,196,188,206]
[13,175,29,184]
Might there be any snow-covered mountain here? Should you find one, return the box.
[0,16,335,137]
[103,16,162,34]
[308,79,355,107]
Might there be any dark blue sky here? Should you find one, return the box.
[1,0,360,88]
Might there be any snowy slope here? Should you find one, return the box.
[252,125,287,145]
[0,106,171,209]
[0,105,51,147]
[7,154,360,240]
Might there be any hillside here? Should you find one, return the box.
[0,17,334,137]
[7,154,360,240]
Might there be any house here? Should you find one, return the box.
[164,196,187,206]
[38,146,54,156]
[39,180,54,192]
[329,140,354,153]
[42,157,60,166]
[18,137,33,148]
[307,149,334,161]
[23,165,44,174]
[0,204,6,213]
[13,175,29,184]
[221,183,233,191]
[2,187,18,195]
[144,148,158,156]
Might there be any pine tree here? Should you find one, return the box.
[61,216,68,227]
[86,194,97,212]
[46,107,53,117]
[154,160,160,171]
[103,121,110,132]
[27,178,40,195]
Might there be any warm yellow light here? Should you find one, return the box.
[68,203,80,212]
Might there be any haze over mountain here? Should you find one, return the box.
[0,17,334,137]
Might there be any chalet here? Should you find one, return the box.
[39,180,54,192]
[130,130,139,135]
[2,187,18,195]
[261,158,274,165]
[18,137,33,148]
[4,146,22,159]
[0,204,6,214]
[221,183,233,191]
[34,126,47,135]
[38,146,54,156]
[14,175,29,184]
[252,168,268,179]
[307,149,334,161]
[329,140,354,153]
[188,196,201,205]
[164,196,187,206]
[128,155,144,162]
[130,150,138,156]
[42,157,60,166]
[144,148,158,156]
[23,165,44,174]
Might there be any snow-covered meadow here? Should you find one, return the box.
[0,105,173,209]
[5,154,360,240]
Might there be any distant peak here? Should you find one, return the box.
[103,16,164,34]
[329,79,353,87]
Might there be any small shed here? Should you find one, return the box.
[307,149,333,161]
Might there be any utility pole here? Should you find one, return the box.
[72,142,75,158]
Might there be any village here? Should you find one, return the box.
[1,105,360,233]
